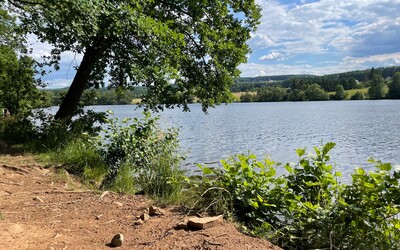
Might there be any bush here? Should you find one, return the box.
[193,143,400,249]
[351,91,365,100]
[48,138,108,183]
[94,112,186,201]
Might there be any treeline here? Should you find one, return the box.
[41,87,146,107]
[233,66,400,93]
[240,72,400,102]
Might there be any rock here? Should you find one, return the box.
[187,215,224,230]
[140,213,150,221]
[175,221,188,230]
[133,219,143,226]
[149,206,165,216]
[110,233,124,247]
[113,201,123,207]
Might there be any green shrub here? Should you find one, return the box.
[194,143,400,249]
[49,138,108,182]
[94,111,186,201]
[351,91,365,100]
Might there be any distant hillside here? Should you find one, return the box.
[233,66,400,92]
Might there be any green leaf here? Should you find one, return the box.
[334,171,342,177]
[201,167,213,175]
[322,142,336,155]
[296,148,306,157]
[376,163,392,171]
[285,163,293,174]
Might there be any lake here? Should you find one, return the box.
[87,100,400,176]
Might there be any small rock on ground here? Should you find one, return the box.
[187,215,224,230]
[111,233,124,247]
[149,206,165,216]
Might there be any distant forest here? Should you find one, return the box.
[41,66,400,106]
[232,66,400,92]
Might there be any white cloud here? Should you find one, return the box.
[45,78,72,89]
[343,52,400,65]
[259,51,285,61]
[252,0,400,56]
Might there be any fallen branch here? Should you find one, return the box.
[2,165,30,174]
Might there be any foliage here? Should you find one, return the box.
[27,108,107,151]
[351,91,365,100]
[387,72,400,99]
[368,74,388,99]
[48,138,108,182]
[331,85,347,100]
[304,84,329,101]
[193,143,400,249]
[93,112,185,201]
[256,86,287,102]
[8,0,261,120]
[240,93,257,102]
[288,89,306,101]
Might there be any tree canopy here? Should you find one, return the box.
[0,5,42,115]
[6,0,261,121]
[368,74,387,99]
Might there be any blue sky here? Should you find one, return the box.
[238,0,400,77]
[29,0,400,88]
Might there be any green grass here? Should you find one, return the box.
[46,139,108,184]
[328,87,369,99]
[0,211,4,220]
[344,88,369,99]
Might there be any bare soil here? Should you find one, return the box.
[0,152,281,250]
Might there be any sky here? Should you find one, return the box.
[28,0,400,88]
[239,0,400,77]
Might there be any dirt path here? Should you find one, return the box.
[0,153,280,250]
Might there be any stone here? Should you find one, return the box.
[133,219,144,226]
[110,233,124,247]
[187,215,224,230]
[140,213,150,221]
[175,221,188,230]
[149,206,165,216]
[113,201,123,207]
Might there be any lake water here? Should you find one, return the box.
[87,100,400,176]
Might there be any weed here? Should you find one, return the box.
[193,143,400,249]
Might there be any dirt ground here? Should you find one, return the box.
[0,152,281,250]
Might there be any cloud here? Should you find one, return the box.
[343,52,400,65]
[239,0,400,76]
[44,78,72,89]
[259,51,285,61]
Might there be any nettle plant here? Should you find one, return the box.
[92,111,185,199]
[194,143,400,250]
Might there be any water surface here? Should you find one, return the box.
[89,100,400,176]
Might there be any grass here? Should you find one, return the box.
[0,211,4,220]
[344,88,369,99]
[232,91,257,101]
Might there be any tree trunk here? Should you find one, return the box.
[54,45,104,121]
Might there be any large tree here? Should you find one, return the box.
[6,0,261,121]
[368,74,387,99]
[387,72,400,99]
[0,6,39,115]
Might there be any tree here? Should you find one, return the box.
[368,74,387,99]
[304,84,329,101]
[256,86,287,102]
[7,0,261,121]
[0,6,40,115]
[387,72,400,99]
[332,85,347,100]
[351,91,365,100]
